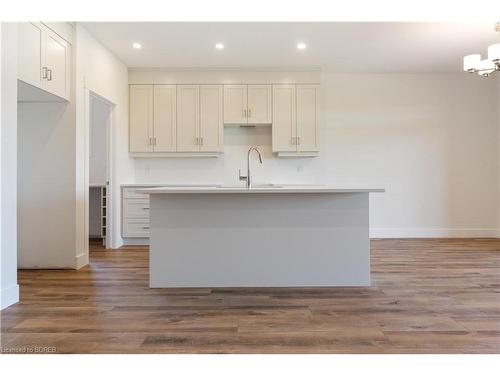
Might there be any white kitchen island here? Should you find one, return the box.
[139,186,384,288]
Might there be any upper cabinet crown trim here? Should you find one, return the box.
[128,69,321,85]
[41,22,74,44]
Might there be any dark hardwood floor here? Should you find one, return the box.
[1,238,499,353]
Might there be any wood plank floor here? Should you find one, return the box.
[1,238,499,353]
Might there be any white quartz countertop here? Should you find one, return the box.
[121,183,221,188]
[138,186,385,194]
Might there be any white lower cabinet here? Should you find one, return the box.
[122,187,150,238]
[123,219,150,238]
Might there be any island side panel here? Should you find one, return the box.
[149,192,370,287]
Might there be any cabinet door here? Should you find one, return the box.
[296,85,319,152]
[129,85,154,152]
[247,85,272,124]
[154,85,177,152]
[176,85,200,152]
[223,85,247,124]
[18,22,43,89]
[43,28,70,99]
[200,85,223,152]
[272,85,296,152]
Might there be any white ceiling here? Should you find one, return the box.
[82,22,500,72]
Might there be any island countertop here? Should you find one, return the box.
[138,186,385,194]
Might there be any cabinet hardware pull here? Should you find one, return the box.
[248,108,251,117]
[297,137,300,145]
[47,69,52,81]
[200,137,203,146]
[243,109,247,117]
[142,207,150,210]
[42,67,48,80]
[291,137,295,145]
[154,137,157,146]
[142,226,150,229]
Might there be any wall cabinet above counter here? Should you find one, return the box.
[17,22,72,101]
[224,84,272,125]
[129,84,224,156]
[129,74,320,157]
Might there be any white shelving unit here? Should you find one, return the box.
[100,186,107,244]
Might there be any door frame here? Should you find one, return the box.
[84,89,115,253]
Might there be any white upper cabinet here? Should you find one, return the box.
[129,85,154,153]
[18,23,43,88]
[224,85,247,124]
[272,85,296,152]
[200,85,223,152]
[296,85,319,152]
[128,79,319,157]
[247,85,272,124]
[154,85,177,152]
[176,85,200,152]
[224,84,272,125]
[43,29,70,100]
[17,22,71,101]
[272,84,320,155]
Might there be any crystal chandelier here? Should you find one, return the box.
[463,23,500,77]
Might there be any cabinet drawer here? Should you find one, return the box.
[123,187,150,199]
[123,218,150,238]
[123,198,150,218]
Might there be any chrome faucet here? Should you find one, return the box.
[239,147,263,188]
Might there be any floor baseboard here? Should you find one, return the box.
[370,228,499,238]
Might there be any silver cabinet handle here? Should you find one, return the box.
[47,69,52,81]
[243,109,247,117]
[291,137,295,145]
[248,108,251,117]
[200,137,203,146]
[42,67,48,80]
[194,137,198,145]
[154,137,157,146]
[297,137,300,145]
[142,226,150,230]
[142,207,150,210]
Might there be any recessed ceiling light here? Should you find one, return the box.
[132,42,142,49]
[215,43,224,50]
[297,42,307,50]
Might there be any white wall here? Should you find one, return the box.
[75,24,131,257]
[498,76,500,237]
[18,101,77,268]
[89,96,110,186]
[131,72,499,238]
[1,23,19,308]
[323,74,498,237]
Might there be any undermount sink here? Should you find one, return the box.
[217,183,283,189]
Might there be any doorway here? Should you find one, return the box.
[87,92,113,252]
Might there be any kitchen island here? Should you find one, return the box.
[139,186,384,288]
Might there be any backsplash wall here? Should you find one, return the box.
[133,126,323,186]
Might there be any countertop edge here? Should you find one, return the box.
[138,187,385,194]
